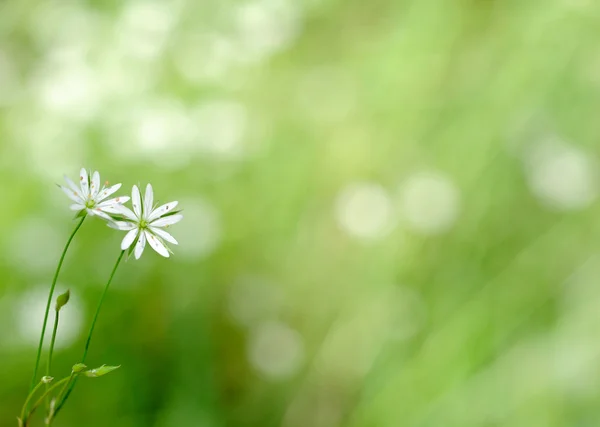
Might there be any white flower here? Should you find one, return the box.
[59,168,130,220]
[111,184,182,259]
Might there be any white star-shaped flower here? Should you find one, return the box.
[59,168,130,220]
[111,184,182,259]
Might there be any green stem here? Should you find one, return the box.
[47,311,59,376]
[55,372,75,408]
[24,377,71,426]
[29,216,86,396]
[45,310,60,411]
[46,372,75,426]
[53,250,125,417]
[20,380,44,424]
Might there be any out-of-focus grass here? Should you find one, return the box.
[2,0,600,426]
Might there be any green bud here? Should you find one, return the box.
[17,417,23,427]
[72,363,88,373]
[41,376,54,384]
[84,364,121,378]
[55,289,70,312]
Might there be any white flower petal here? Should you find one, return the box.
[70,203,85,211]
[121,229,139,250]
[114,204,138,221]
[148,202,179,222]
[98,205,121,215]
[60,185,83,203]
[132,185,142,218]
[90,208,112,221]
[150,214,183,227]
[149,226,178,245]
[108,221,136,231]
[97,196,130,208]
[145,230,170,257]
[144,184,154,217]
[134,232,146,259]
[96,184,123,203]
[64,175,80,194]
[79,168,89,196]
[90,171,100,198]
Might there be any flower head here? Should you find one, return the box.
[111,184,182,259]
[59,168,130,221]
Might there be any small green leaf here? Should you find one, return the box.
[72,363,87,373]
[17,417,23,427]
[84,364,121,378]
[55,290,70,312]
[41,376,54,384]
[74,209,87,219]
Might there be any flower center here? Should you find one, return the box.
[85,199,96,209]
[140,220,148,229]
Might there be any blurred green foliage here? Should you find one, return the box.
[2,0,600,426]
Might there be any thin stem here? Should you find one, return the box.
[29,216,86,396]
[55,372,75,409]
[53,250,125,417]
[46,372,74,426]
[47,311,59,376]
[45,310,60,411]
[20,380,44,424]
[24,377,71,426]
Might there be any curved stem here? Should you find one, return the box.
[45,310,60,411]
[53,250,125,417]
[46,372,75,426]
[24,377,71,425]
[29,216,86,396]
[20,380,44,424]
[55,372,75,408]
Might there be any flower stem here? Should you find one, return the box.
[20,380,44,425]
[55,372,75,407]
[23,377,71,426]
[45,310,60,411]
[46,372,75,426]
[29,216,85,398]
[47,311,59,376]
[53,250,125,417]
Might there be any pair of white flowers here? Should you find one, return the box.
[59,168,182,259]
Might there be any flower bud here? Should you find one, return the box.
[72,363,88,373]
[41,376,54,384]
[55,290,70,312]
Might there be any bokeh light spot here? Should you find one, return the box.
[12,287,83,350]
[335,182,395,240]
[248,321,304,380]
[399,171,461,235]
[524,138,598,211]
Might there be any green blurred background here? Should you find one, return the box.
[2,0,600,426]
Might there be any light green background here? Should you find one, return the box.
[2,0,600,426]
